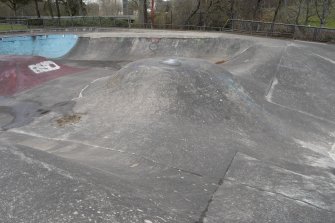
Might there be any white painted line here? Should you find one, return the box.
[329,143,335,161]
[72,84,89,101]
[72,76,110,101]
[90,76,110,84]
[311,53,335,64]
[265,77,278,102]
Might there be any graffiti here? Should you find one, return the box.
[28,61,60,74]
[149,38,161,52]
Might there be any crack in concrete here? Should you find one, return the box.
[195,151,238,223]
[224,178,335,214]
[6,129,207,180]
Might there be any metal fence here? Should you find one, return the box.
[0,17,334,43]
[229,19,335,42]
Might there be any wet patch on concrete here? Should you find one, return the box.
[57,59,131,70]
[0,98,75,130]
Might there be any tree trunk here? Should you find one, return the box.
[321,0,329,27]
[13,2,17,16]
[138,0,148,25]
[143,0,148,24]
[204,0,213,26]
[304,0,310,25]
[123,0,128,15]
[283,0,288,22]
[253,0,263,20]
[295,0,303,24]
[272,0,283,24]
[55,0,61,18]
[65,0,72,16]
[184,0,201,25]
[315,0,329,27]
[271,0,283,32]
[33,0,41,18]
[78,0,83,16]
[229,0,235,20]
[47,0,54,17]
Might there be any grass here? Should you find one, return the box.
[262,6,335,29]
[307,16,335,28]
[0,24,28,31]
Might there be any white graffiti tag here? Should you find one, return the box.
[28,61,60,74]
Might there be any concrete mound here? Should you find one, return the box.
[80,57,259,126]
[69,58,271,178]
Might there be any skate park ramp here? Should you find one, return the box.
[0,34,84,96]
[1,30,335,223]
[0,34,78,58]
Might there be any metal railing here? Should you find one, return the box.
[0,17,334,43]
[228,19,335,42]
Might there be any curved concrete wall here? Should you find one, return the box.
[66,37,254,61]
[0,34,78,58]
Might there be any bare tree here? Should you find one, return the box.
[184,0,201,25]
[271,0,283,32]
[138,0,148,24]
[47,0,54,17]
[55,0,61,17]
[0,0,29,16]
[33,0,40,17]
[315,0,330,27]
[272,0,283,24]
[295,0,304,24]
[123,0,128,15]
[253,0,263,20]
[229,0,235,19]
[304,0,312,25]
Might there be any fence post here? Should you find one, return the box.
[313,27,317,41]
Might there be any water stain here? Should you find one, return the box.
[0,98,75,130]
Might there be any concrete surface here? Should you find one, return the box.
[0,34,78,58]
[0,29,335,223]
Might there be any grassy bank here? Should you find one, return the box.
[0,24,28,31]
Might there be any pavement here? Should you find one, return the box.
[1,29,335,223]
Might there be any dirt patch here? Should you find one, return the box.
[56,114,81,127]
[215,59,226,64]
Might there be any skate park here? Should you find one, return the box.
[0,29,335,222]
